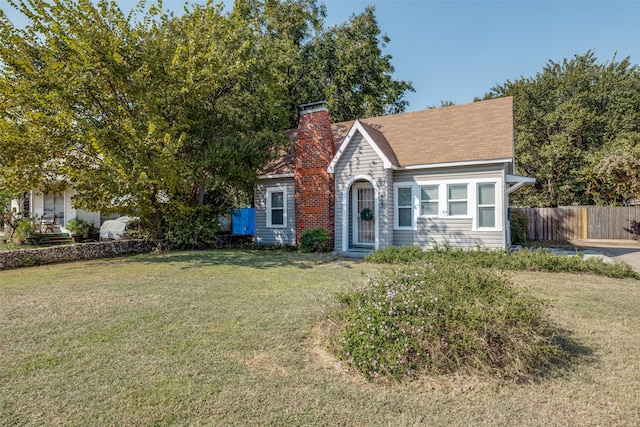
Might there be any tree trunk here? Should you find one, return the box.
[193,184,206,245]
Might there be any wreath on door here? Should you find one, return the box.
[360,207,374,221]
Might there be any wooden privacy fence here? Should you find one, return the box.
[512,206,640,241]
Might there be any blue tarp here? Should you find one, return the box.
[232,208,255,236]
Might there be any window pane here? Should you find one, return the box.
[449,201,467,216]
[478,184,495,205]
[479,207,495,227]
[271,209,284,225]
[448,184,467,200]
[421,202,438,216]
[398,207,412,227]
[398,187,412,207]
[271,191,284,208]
[421,185,438,201]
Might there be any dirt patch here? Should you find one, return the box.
[235,351,290,378]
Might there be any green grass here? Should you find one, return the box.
[1,250,640,426]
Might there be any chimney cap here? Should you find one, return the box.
[299,101,328,114]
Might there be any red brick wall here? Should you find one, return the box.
[294,107,335,246]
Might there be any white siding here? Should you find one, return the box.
[394,218,505,248]
[254,178,296,245]
[391,165,508,249]
[29,188,102,228]
[76,210,101,229]
[334,132,392,251]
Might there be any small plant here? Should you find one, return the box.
[66,218,89,236]
[299,227,332,253]
[87,221,99,234]
[13,218,38,244]
[326,261,564,381]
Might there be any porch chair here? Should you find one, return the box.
[40,214,57,233]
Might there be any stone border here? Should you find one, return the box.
[0,240,157,270]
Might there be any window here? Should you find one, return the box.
[477,183,496,227]
[396,186,413,228]
[267,187,286,228]
[420,185,439,216]
[447,184,467,216]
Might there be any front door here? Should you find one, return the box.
[43,192,65,226]
[352,183,375,246]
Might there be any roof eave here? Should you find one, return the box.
[399,157,513,171]
[258,173,295,180]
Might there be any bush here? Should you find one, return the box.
[66,218,89,236]
[326,261,564,381]
[13,218,37,244]
[162,203,219,249]
[510,209,529,246]
[299,227,332,253]
[365,244,640,280]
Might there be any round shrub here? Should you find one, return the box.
[326,261,563,381]
[299,227,332,253]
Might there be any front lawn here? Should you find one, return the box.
[1,250,639,426]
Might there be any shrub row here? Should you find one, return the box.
[364,244,639,280]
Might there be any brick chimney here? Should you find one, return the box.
[294,102,336,246]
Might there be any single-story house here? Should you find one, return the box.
[10,187,114,233]
[255,96,534,255]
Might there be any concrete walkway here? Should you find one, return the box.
[570,239,640,273]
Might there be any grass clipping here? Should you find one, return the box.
[326,261,563,382]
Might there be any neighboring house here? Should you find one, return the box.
[255,97,534,255]
[11,187,108,233]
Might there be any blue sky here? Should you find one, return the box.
[321,0,640,111]
[3,0,639,112]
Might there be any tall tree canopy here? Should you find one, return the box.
[0,0,412,241]
[484,51,640,207]
[234,0,413,126]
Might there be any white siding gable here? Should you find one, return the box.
[328,120,395,173]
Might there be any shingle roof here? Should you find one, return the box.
[261,96,513,175]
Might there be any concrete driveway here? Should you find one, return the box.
[570,239,640,273]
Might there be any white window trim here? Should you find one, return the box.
[446,183,469,218]
[419,184,439,217]
[393,178,503,232]
[266,186,287,228]
[475,181,500,231]
[393,184,416,230]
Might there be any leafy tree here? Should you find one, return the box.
[310,5,414,122]
[589,148,640,205]
[428,100,456,109]
[484,51,640,207]
[235,1,414,125]
[0,0,413,242]
[0,0,290,238]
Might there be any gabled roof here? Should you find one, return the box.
[261,97,514,176]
